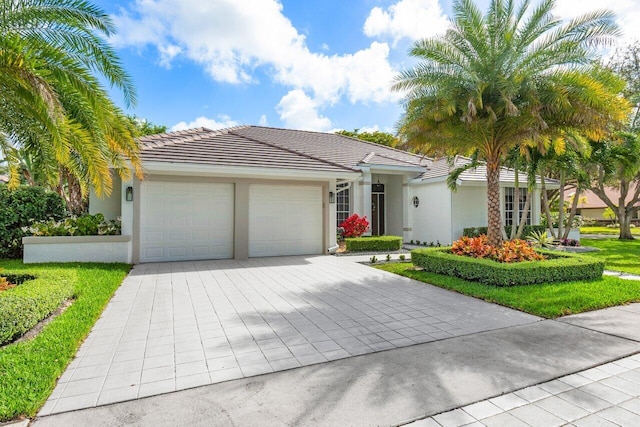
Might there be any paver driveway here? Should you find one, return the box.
[41,256,539,415]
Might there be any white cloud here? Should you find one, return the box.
[258,114,269,126]
[111,0,400,107]
[364,0,450,44]
[276,89,332,131]
[553,1,640,46]
[171,115,239,131]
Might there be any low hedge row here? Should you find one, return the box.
[411,248,604,286]
[463,225,547,238]
[0,271,75,345]
[345,236,403,252]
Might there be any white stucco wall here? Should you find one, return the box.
[409,181,452,245]
[89,174,122,220]
[369,173,404,237]
[451,185,488,241]
[23,235,132,263]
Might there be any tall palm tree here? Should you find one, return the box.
[393,0,628,246]
[0,0,142,212]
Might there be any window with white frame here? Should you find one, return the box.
[336,183,350,226]
[504,187,531,226]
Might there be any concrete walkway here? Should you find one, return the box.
[38,256,537,416]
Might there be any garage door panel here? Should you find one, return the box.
[249,185,322,257]
[140,182,234,262]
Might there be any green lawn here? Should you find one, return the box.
[581,226,640,236]
[0,261,129,421]
[376,262,640,318]
[581,238,640,275]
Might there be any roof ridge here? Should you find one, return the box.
[230,127,359,173]
[250,125,430,164]
[138,126,252,150]
[371,152,427,167]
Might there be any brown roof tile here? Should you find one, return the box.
[138,125,430,174]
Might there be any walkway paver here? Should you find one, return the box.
[405,353,640,427]
[40,255,538,415]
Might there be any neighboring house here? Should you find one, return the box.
[566,185,640,221]
[89,126,556,263]
[0,174,8,184]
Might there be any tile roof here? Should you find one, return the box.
[138,126,355,174]
[419,156,558,185]
[232,126,430,170]
[565,185,640,209]
[138,125,431,174]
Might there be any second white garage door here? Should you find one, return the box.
[249,184,323,257]
[140,181,234,262]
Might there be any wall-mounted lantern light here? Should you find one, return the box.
[126,186,134,202]
[329,191,335,204]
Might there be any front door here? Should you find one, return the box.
[371,183,385,236]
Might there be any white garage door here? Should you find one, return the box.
[249,185,323,257]
[140,181,234,262]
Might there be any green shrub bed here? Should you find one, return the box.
[0,186,66,259]
[0,271,74,345]
[411,248,604,286]
[345,236,403,252]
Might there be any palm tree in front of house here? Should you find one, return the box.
[0,0,143,213]
[393,0,629,246]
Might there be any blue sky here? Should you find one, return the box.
[94,0,640,134]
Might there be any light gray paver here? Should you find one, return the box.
[40,255,539,415]
[409,352,640,427]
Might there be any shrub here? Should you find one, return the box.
[0,186,66,259]
[463,225,547,238]
[340,214,369,238]
[451,235,544,263]
[527,230,556,249]
[559,238,580,247]
[412,248,604,286]
[23,213,121,237]
[370,255,377,263]
[345,236,403,252]
[0,269,74,345]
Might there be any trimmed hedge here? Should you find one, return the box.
[345,236,403,252]
[411,247,604,286]
[463,225,547,238]
[0,186,66,259]
[0,270,74,345]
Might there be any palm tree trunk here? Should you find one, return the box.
[562,188,580,239]
[515,190,531,239]
[510,165,519,240]
[557,171,565,240]
[541,175,556,238]
[486,154,503,247]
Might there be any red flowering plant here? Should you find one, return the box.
[451,235,544,263]
[339,214,369,238]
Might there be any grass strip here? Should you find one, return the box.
[0,260,129,421]
[581,238,640,275]
[376,262,640,318]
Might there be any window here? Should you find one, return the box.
[504,187,531,226]
[336,183,350,226]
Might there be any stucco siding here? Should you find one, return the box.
[452,186,488,241]
[89,174,122,220]
[409,182,452,245]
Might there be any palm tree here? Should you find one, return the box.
[393,0,628,246]
[0,0,142,212]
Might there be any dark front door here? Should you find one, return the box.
[371,184,385,236]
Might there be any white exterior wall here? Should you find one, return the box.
[408,181,452,245]
[451,186,488,241]
[23,236,132,263]
[89,174,122,220]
